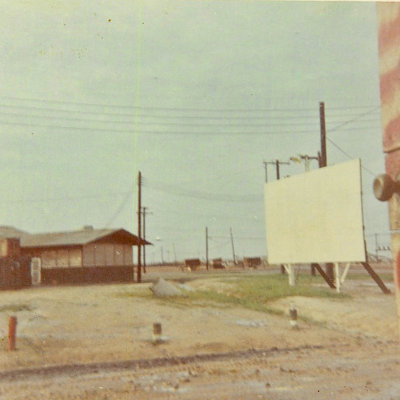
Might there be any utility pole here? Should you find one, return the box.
[137,171,142,283]
[319,102,327,168]
[172,243,177,264]
[290,154,319,172]
[263,160,290,182]
[206,227,209,270]
[263,161,271,183]
[230,227,236,264]
[319,102,334,281]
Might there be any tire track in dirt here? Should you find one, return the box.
[0,344,328,382]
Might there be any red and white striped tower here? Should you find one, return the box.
[377,3,400,334]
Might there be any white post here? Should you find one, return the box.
[334,262,341,293]
[286,264,295,286]
[340,263,351,284]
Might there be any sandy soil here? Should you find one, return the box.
[0,267,399,399]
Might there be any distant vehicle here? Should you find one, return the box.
[243,257,262,269]
[212,258,225,269]
[184,258,201,271]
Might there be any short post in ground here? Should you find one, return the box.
[8,315,17,351]
[153,322,162,343]
[289,304,298,329]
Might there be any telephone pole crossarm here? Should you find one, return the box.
[263,160,290,182]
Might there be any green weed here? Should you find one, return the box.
[0,304,32,313]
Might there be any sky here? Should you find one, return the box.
[0,1,391,263]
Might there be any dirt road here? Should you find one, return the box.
[0,268,399,399]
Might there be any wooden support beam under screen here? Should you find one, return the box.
[312,263,336,289]
[361,262,391,295]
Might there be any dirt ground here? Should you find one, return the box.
[1,266,400,399]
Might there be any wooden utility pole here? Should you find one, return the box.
[276,160,290,179]
[319,102,327,168]
[206,227,209,270]
[137,171,142,283]
[319,102,334,281]
[275,160,281,180]
[263,160,290,183]
[230,227,236,264]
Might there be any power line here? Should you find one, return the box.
[0,95,381,113]
[0,103,380,122]
[0,191,130,205]
[143,181,263,202]
[328,106,381,133]
[0,111,323,128]
[0,119,380,136]
[104,186,134,228]
[326,137,375,176]
[0,110,380,129]
[209,235,265,240]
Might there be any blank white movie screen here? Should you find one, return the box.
[264,159,366,264]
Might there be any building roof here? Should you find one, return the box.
[0,226,151,248]
[0,226,28,239]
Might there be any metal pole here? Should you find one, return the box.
[137,171,142,283]
[206,227,209,270]
[230,227,236,264]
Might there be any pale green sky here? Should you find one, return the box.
[0,1,389,261]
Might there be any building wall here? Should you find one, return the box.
[82,243,133,266]
[39,247,82,268]
[23,242,133,269]
[0,239,8,257]
[0,238,21,258]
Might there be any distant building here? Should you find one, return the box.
[0,225,150,286]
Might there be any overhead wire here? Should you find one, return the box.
[0,95,380,114]
[0,119,380,136]
[143,181,263,202]
[0,97,381,139]
[0,102,380,121]
[2,95,369,112]
[324,106,382,176]
[0,191,130,205]
[104,184,134,228]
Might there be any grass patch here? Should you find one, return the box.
[115,285,153,299]
[347,272,393,282]
[0,304,32,313]
[116,273,348,315]
[185,274,348,314]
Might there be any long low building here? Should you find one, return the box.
[0,225,151,286]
